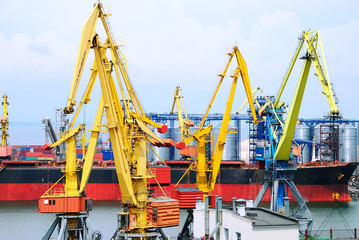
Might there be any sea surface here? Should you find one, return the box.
[0,199,358,239]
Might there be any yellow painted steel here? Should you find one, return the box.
[182,46,258,195]
[170,86,193,141]
[274,58,311,160]
[274,30,339,116]
[208,46,258,191]
[273,30,339,160]
[40,174,66,197]
[47,125,85,196]
[41,4,177,235]
[236,88,260,114]
[233,47,259,124]
[198,46,258,132]
[1,95,9,146]
[92,37,137,205]
[64,6,100,114]
[59,3,176,233]
[303,31,339,115]
[274,39,304,109]
[68,41,109,130]
[92,34,157,231]
[42,49,107,199]
[79,97,105,194]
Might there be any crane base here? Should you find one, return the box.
[42,213,101,240]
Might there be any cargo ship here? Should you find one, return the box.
[0,146,357,202]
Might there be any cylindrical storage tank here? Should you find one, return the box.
[171,128,182,160]
[294,123,310,163]
[339,123,357,163]
[147,127,170,163]
[169,127,197,160]
[212,126,238,161]
[313,125,321,146]
[314,124,332,161]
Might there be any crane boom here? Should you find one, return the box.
[92,37,137,204]
[198,47,258,133]
[274,58,311,160]
[170,86,194,141]
[64,7,100,114]
[41,4,179,239]
[303,31,339,115]
[178,46,258,195]
[208,46,258,190]
[274,31,339,115]
[273,30,340,160]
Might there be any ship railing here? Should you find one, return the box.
[303,227,358,239]
[43,189,65,197]
[40,174,66,198]
[60,165,80,173]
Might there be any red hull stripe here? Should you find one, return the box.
[0,183,351,202]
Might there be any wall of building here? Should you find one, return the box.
[193,208,254,240]
[193,207,299,240]
[253,227,299,240]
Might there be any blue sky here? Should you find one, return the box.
[1,0,359,144]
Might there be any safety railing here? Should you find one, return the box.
[301,228,358,239]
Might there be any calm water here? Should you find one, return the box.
[0,199,359,239]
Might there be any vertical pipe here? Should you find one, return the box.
[305,229,308,240]
[271,180,279,211]
[170,120,174,160]
[216,196,222,240]
[330,228,333,239]
[205,196,209,237]
[355,228,357,239]
[232,197,237,214]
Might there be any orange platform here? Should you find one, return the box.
[38,196,92,213]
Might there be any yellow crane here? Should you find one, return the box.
[1,95,9,146]
[170,87,195,152]
[253,30,340,231]
[274,30,339,161]
[39,93,104,239]
[170,86,194,142]
[176,46,258,195]
[0,94,12,160]
[236,87,261,114]
[40,4,179,240]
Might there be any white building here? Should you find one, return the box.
[193,199,299,240]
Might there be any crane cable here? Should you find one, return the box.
[146,165,167,198]
[146,141,167,166]
[175,160,197,187]
[257,88,285,128]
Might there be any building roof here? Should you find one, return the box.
[244,207,299,228]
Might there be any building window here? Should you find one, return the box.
[236,232,241,240]
[224,228,229,240]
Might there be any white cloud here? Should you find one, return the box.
[0,32,76,72]
[321,18,359,79]
[1,0,358,125]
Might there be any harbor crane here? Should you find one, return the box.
[0,94,12,160]
[252,30,340,232]
[39,3,179,240]
[170,86,195,143]
[1,95,9,147]
[41,117,67,161]
[175,46,258,197]
[176,46,259,240]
